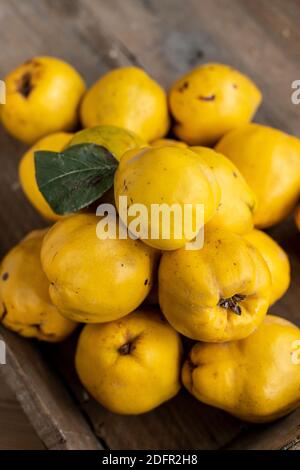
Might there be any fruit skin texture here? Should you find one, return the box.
[159,227,271,342]
[1,56,86,144]
[41,214,158,323]
[191,146,256,234]
[114,146,221,250]
[75,309,182,414]
[68,125,145,161]
[169,63,261,145]
[0,229,77,342]
[151,138,188,149]
[244,229,290,305]
[182,315,300,423]
[216,124,300,228]
[19,132,73,221]
[80,67,170,142]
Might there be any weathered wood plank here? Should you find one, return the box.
[83,0,300,134]
[0,378,45,449]
[0,327,101,450]
[226,407,300,450]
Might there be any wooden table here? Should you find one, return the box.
[0,380,44,450]
[0,0,300,450]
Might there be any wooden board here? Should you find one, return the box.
[0,0,300,450]
[0,378,44,449]
[0,327,101,450]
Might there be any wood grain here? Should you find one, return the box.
[0,327,101,450]
[0,377,44,450]
[0,0,299,450]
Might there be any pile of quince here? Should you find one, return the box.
[1,57,300,423]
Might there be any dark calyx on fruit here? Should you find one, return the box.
[118,342,132,355]
[218,294,246,315]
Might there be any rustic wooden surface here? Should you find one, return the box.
[0,327,101,450]
[0,378,44,450]
[0,0,300,450]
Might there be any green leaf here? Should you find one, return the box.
[34,143,118,215]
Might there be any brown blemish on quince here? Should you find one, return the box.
[17,72,33,98]
[16,59,41,98]
[198,94,215,101]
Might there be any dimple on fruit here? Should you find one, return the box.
[80,66,170,142]
[159,227,271,342]
[19,131,73,221]
[182,315,300,423]
[169,63,261,145]
[1,56,86,144]
[41,214,158,323]
[216,123,300,228]
[114,145,221,250]
[0,229,77,341]
[75,308,183,414]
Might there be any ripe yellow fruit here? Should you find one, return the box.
[0,229,77,342]
[1,56,85,144]
[19,132,73,221]
[191,146,256,234]
[68,125,145,161]
[80,67,170,142]
[169,63,261,145]
[114,146,221,250]
[182,315,300,422]
[216,124,300,228]
[75,309,182,414]
[244,229,290,305]
[159,227,271,342]
[41,214,158,323]
[151,138,188,149]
